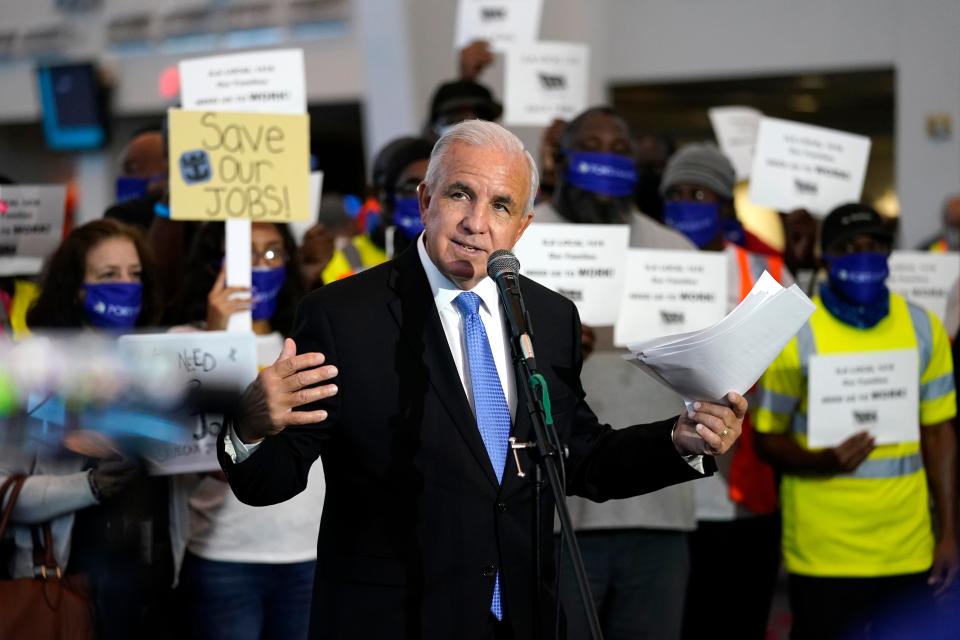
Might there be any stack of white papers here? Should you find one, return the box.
[623,271,815,409]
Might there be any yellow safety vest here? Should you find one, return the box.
[321,235,387,284]
[755,292,956,577]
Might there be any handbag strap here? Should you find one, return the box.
[0,474,27,541]
[30,523,61,578]
[0,474,63,578]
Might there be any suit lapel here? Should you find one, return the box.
[387,248,499,489]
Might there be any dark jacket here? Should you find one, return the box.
[219,244,710,639]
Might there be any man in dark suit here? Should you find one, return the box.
[218,120,747,639]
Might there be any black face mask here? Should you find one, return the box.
[554,179,634,225]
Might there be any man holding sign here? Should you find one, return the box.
[754,204,958,639]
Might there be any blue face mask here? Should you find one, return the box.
[115,176,150,203]
[392,197,424,240]
[83,283,143,331]
[251,265,286,321]
[826,251,889,306]
[564,152,638,197]
[663,201,721,248]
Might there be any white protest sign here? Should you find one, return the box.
[178,48,306,114]
[888,251,960,336]
[504,42,589,127]
[513,222,629,325]
[748,117,871,216]
[119,331,258,475]
[290,171,324,245]
[807,349,919,448]
[0,185,66,276]
[708,106,763,181]
[178,49,307,333]
[454,0,543,52]
[614,249,728,347]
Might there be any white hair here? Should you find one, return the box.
[424,119,540,213]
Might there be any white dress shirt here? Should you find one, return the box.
[415,235,518,420]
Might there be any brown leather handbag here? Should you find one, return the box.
[0,474,95,640]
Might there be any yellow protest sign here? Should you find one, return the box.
[168,109,310,222]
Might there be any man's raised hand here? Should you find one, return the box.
[236,338,338,443]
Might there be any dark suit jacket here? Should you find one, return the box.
[219,244,711,639]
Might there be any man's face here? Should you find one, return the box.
[554,112,636,223]
[566,112,633,157]
[419,142,533,290]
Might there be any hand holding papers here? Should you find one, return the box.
[624,272,815,410]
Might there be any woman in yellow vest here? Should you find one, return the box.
[755,203,957,639]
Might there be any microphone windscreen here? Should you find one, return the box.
[487,250,520,279]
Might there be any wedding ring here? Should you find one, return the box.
[720,428,730,439]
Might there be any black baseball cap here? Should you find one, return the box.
[428,80,502,125]
[820,203,894,253]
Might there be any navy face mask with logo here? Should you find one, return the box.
[392,197,425,240]
[663,201,721,248]
[82,282,143,331]
[251,265,287,321]
[826,251,889,306]
[115,176,150,203]
[564,151,638,198]
[722,217,746,246]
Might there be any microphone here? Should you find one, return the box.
[487,250,536,366]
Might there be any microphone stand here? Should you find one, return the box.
[504,312,604,640]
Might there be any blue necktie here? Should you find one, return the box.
[453,291,510,621]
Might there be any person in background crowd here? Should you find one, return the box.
[368,136,434,260]
[26,219,161,331]
[316,194,389,282]
[536,107,696,640]
[105,125,168,231]
[171,220,324,640]
[424,78,502,141]
[299,223,336,292]
[633,132,676,223]
[4,219,164,639]
[536,118,568,203]
[659,142,789,640]
[421,40,500,142]
[179,222,304,341]
[919,194,960,252]
[755,203,958,639]
[781,208,821,295]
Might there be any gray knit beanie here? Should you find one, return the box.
[659,142,736,200]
